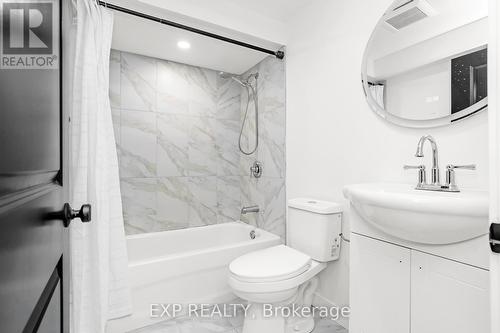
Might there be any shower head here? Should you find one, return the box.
[232,77,247,87]
[218,72,232,79]
[219,72,249,87]
[218,71,260,155]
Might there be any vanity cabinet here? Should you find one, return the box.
[350,234,411,333]
[411,250,489,333]
[351,233,489,333]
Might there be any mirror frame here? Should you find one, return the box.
[361,20,488,128]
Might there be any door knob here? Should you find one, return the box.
[61,203,91,227]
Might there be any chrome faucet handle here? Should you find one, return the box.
[446,164,476,170]
[403,164,426,169]
[249,161,262,178]
[403,165,427,186]
[445,164,476,192]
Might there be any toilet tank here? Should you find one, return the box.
[288,198,343,262]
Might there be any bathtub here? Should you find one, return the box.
[107,222,281,333]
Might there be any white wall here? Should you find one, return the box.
[285,0,489,319]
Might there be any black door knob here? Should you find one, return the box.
[61,203,92,227]
[490,223,500,253]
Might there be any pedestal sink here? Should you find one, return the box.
[343,183,489,245]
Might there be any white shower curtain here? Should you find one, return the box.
[369,84,385,108]
[69,1,131,332]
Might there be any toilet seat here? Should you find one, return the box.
[229,245,312,283]
[228,245,327,298]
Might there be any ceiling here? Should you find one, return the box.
[222,0,310,22]
[108,0,292,74]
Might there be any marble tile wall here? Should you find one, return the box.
[238,56,286,240]
[109,50,286,239]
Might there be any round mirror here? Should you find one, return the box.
[362,0,488,128]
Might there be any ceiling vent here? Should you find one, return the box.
[384,0,436,31]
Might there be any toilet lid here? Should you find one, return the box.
[229,245,311,283]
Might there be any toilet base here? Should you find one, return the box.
[286,316,315,333]
[242,303,285,333]
[241,304,315,333]
[240,277,319,333]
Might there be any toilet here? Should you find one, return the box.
[228,198,343,333]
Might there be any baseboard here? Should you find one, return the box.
[312,292,349,329]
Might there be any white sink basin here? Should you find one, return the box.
[343,183,489,245]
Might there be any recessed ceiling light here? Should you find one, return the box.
[177,41,191,50]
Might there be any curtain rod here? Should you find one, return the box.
[98,1,285,59]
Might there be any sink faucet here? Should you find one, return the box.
[415,135,440,185]
[405,135,476,192]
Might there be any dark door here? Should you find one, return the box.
[0,0,69,332]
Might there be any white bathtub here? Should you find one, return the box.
[107,222,281,332]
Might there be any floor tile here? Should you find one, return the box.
[128,306,348,333]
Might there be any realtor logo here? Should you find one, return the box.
[0,0,58,69]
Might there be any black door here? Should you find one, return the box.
[0,1,69,331]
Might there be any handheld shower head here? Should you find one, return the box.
[219,72,248,87]
[219,71,260,155]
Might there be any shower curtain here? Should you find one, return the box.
[369,83,385,108]
[69,1,131,332]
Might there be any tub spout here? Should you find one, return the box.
[241,205,259,214]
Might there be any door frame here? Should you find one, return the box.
[61,0,71,332]
[489,0,500,332]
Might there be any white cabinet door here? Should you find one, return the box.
[411,250,489,333]
[350,234,411,333]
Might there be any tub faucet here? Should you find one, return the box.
[415,135,440,185]
[241,205,259,214]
